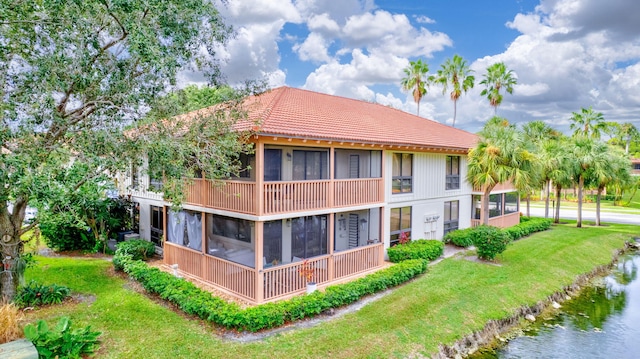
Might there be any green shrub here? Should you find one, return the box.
[505,217,552,241]
[443,227,476,247]
[473,225,511,260]
[116,240,156,261]
[13,281,71,308]
[24,317,101,359]
[39,212,94,252]
[387,239,444,263]
[118,257,428,332]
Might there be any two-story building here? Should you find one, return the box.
[121,87,519,304]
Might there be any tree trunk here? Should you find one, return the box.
[596,186,603,226]
[417,100,420,117]
[554,184,562,224]
[526,193,531,217]
[452,100,457,128]
[1,198,28,303]
[482,186,494,225]
[544,179,551,218]
[577,176,584,228]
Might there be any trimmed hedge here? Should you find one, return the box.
[504,217,552,241]
[387,239,444,263]
[443,228,476,247]
[115,253,427,332]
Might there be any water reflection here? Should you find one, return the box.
[471,254,640,359]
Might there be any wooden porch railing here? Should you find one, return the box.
[470,212,520,228]
[333,243,382,279]
[263,256,330,301]
[165,242,257,301]
[164,242,203,278]
[185,179,256,214]
[263,180,330,214]
[334,178,383,207]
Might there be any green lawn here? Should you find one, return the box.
[23,222,640,358]
[528,198,640,214]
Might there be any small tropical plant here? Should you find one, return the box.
[398,231,410,245]
[297,259,315,284]
[24,317,101,359]
[13,281,71,308]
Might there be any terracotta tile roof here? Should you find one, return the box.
[238,87,477,151]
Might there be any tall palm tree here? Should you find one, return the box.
[434,55,474,127]
[480,62,517,116]
[549,138,575,224]
[569,106,608,139]
[400,59,430,116]
[589,146,631,225]
[570,136,608,227]
[467,117,535,225]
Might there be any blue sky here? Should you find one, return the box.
[184,0,640,133]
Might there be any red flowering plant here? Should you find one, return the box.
[297,259,315,284]
[398,231,410,245]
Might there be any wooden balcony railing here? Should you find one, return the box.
[185,179,256,214]
[184,178,383,215]
[203,253,256,301]
[334,178,383,207]
[263,180,330,214]
[333,243,382,279]
[164,242,203,278]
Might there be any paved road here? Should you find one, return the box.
[527,206,640,225]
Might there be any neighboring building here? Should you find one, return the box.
[120,87,519,304]
[632,158,640,176]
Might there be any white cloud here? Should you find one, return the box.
[293,32,332,63]
[415,15,435,24]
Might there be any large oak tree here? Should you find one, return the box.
[0,0,254,301]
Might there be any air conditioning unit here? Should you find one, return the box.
[124,233,140,241]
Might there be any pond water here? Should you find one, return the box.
[473,253,640,359]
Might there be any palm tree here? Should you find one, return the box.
[589,146,632,225]
[521,120,560,217]
[570,136,609,227]
[610,122,640,154]
[400,59,430,116]
[434,55,474,127]
[480,62,517,116]
[549,138,575,224]
[569,106,608,139]
[467,117,535,225]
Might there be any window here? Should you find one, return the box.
[446,156,460,190]
[238,153,255,178]
[390,207,411,246]
[489,194,503,218]
[150,206,163,247]
[167,209,202,251]
[634,163,640,170]
[130,163,139,190]
[148,153,163,191]
[211,215,252,243]
[293,150,328,180]
[392,153,413,193]
[504,192,519,214]
[472,195,482,220]
[263,220,283,266]
[291,215,328,259]
[444,201,459,235]
[264,149,282,181]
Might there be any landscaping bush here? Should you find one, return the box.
[473,225,511,260]
[24,317,101,359]
[443,227,476,247]
[387,239,444,263]
[504,217,552,241]
[119,257,428,332]
[0,303,24,344]
[39,212,94,252]
[114,239,155,263]
[13,281,71,308]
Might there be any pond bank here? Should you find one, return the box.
[433,240,639,359]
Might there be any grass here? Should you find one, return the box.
[528,198,640,214]
[22,222,640,358]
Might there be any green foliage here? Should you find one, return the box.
[387,239,444,263]
[443,228,476,247]
[39,212,94,252]
[118,257,427,332]
[112,240,156,271]
[473,225,511,260]
[504,217,552,241]
[13,281,71,308]
[146,85,237,120]
[24,317,101,359]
